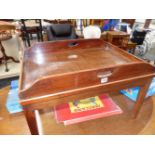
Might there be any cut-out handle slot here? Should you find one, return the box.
[68,42,79,47]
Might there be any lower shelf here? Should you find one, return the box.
[54,94,123,125]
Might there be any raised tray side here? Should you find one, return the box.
[20,39,142,91]
[19,62,155,101]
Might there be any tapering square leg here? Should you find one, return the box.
[133,78,152,118]
[24,109,39,135]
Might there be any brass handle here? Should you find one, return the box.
[97,71,112,78]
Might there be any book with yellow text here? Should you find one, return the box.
[54,94,123,125]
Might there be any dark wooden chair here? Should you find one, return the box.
[21,19,43,47]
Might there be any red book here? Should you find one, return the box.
[54,94,123,125]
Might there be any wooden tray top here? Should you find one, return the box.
[19,39,155,101]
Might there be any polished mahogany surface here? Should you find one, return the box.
[107,31,129,36]
[19,38,155,135]
[19,39,155,102]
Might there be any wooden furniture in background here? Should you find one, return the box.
[21,19,43,47]
[0,21,19,72]
[107,31,137,54]
[90,19,104,27]
[107,31,130,48]
[124,41,137,54]
[44,19,73,25]
[122,19,135,28]
[144,19,152,29]
[19,39,155,135]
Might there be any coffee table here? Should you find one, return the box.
[19,39,155,135]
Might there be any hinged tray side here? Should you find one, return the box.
[19,62,155,101]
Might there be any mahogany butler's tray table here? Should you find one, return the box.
[19,39,155,135]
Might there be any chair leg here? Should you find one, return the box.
[0,41,9,72]
[4,54,9,72]
[37,32,40,42]
[40,31,43,42]
[30,34,33,40]
[26,34,31,47]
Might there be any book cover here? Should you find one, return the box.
[54,94,123,125]
[10,80,19,89]
[6,80,23,114]
[120,87,139,101]
[6,88,23,114]
[69,96,104,113]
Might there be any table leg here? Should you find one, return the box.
[133,78,152,118]
[24,109,39,135]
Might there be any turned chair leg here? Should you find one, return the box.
[4,54,9,72]
[0,41,9,72]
